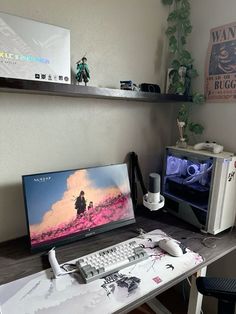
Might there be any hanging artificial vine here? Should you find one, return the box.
[162,0,204,140]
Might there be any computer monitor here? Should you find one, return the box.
[22,163,135,251]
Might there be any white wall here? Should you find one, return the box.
[189,1,236,313]
[189,0,236,151]
[0,0,175,242]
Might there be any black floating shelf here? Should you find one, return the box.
[0,78,191,103]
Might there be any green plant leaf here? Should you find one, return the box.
[170,44,177,53]
[171,59,181,70]
[170,70,180,84]
[183,21,192,35]
[186,68,198,78]
[168,84,177,94]
[179,8,189,19]
[192,93,205,105]
[167,10,178,22]
[176,82,186,94]
[168,70,180,94]
[169,35,178,53]
[179,50,193,65]
[183,133,189,142]
[166,25,177,36]
[162,0,174,5]
[181,50,192,59]
[182,0,190,10]
[169,68,178,77]
[185,25,193,35]
[178,104,189,123]
[188,122,204,134]
[184,77,191,94]
[162,0,205,137]
[181,36,186,46]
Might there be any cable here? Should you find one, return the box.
[181,234,222,249]
[136,228,168,239]
[136,228,146,237]
[61,263,77,272]
[62,262,76,267]
[137,226,233,250]
[201,236,222,248]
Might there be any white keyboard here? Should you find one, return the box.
[76,240,149,283]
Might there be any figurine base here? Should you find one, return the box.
[176,138,187,148]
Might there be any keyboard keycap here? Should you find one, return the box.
[76,240,149,283]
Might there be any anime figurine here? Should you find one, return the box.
[76,56,90,85]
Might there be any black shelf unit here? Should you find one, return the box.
[0,78,191,103]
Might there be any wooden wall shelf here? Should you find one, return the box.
[0,78,191,103]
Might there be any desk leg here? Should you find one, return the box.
[187,266,207,314]
[146,298,172,314]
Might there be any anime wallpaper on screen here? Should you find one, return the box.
[23,164,134,249]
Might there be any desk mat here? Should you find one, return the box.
[0,229,203,314]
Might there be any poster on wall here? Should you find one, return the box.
[0,12,71,84]
[205,22,236,102]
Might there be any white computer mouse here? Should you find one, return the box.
[158,239,184,257]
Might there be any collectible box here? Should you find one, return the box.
[0,12,70,83]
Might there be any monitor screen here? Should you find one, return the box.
[22,164,135,251]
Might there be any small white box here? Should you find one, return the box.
[0,12,70,83]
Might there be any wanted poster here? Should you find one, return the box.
[205,22,236,102]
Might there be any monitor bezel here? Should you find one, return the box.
[22,163,135,252]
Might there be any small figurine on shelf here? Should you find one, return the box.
[176,119,187,148]
[76,56,90,86]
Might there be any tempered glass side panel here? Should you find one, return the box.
[163,150,214,211]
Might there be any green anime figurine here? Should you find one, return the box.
[76,56,90,85]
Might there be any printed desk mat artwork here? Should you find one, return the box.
[0,230,203,314]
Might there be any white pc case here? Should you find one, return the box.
[163,146,236,234]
